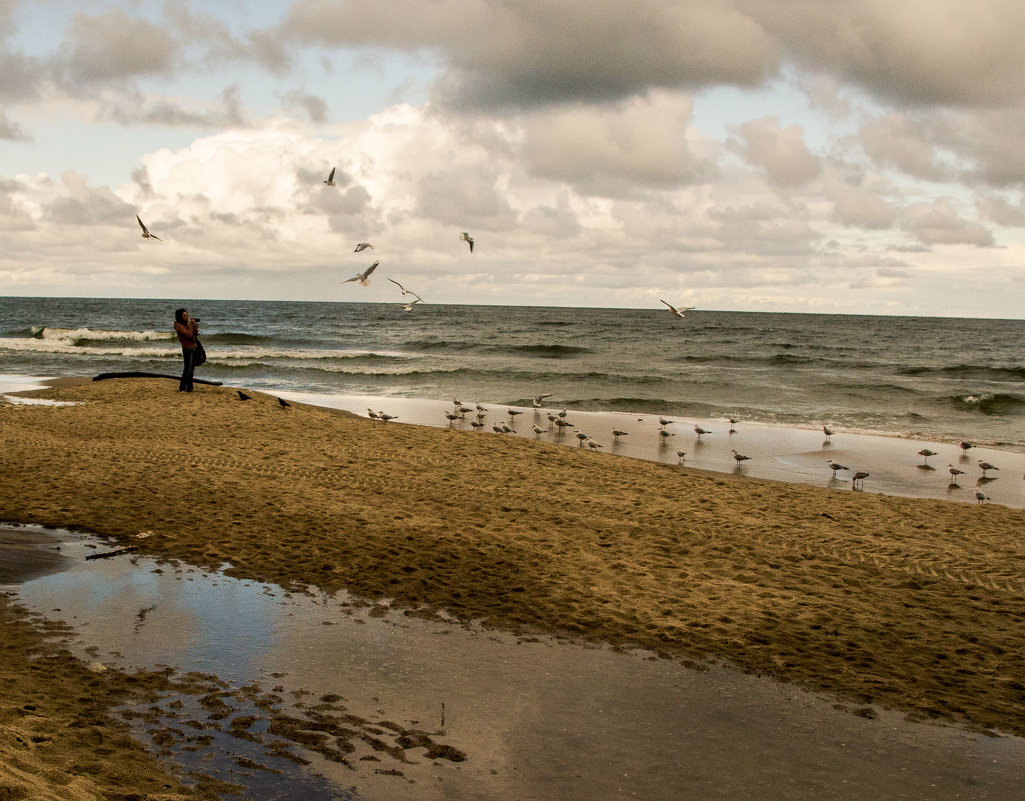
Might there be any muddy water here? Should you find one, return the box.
[4,525,1025,801]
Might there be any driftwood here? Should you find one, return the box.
[92,371,222,386]
[85,546,138,561]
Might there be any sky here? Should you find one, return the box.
[2,0,1025,317]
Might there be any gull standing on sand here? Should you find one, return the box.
[460,231,474,253]
[694,425,711,438]
[659,428,674,439]
[660,299,695,319]
[136,215,161,241]
[237,390,252,401]
[354,242,373,252]
[589,440,602,451]
[948,464,965,484]
[324,167,336,186]
[978,460,999,477]
[918,448,937,466]
[729,417,738,433]
[531,424,545,438]
[378,412,396,423]
[470,420,484,431]
[731,449,751,466]
[277,397,291,408]
[851,470,869,489]
[975,490,990,504]
[823,426,834,442]
[343,260,379,286]
[677,451,686,464]
[612,428,628,439]
[827,460,849,478]
[575,431,589,444]
[367,409,379,420]
[960,441,974,453]
[658,417,674,428]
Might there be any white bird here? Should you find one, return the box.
[975,490,990,504]
[136,215,161,241]
[660,299,695,319]
[978,460,999,477]
[827,460,849,478]
[532,393,553,407]
[531,424,545,438]
[918,448,937,465]
[353,242,373,252]
[731,449,751,465]
[588,440,602,451]
[387,277,419,296]
[460,231,474,253]
[402,298,423,312]
[612,429,628,439]
[947,464,965,484]
[343,260,379,286]
[324,167,336,186]
[367,408,379,420]
[851,470,869,489]
[694,425,711,438]
[378,412,396,423]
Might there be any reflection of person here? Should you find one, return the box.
[173,308,200,392]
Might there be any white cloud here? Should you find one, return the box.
[729,116,821,187]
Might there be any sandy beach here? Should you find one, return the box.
[3,376,1025,796]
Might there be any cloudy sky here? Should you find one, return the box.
[2,0,1025,317]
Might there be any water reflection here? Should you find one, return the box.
[7,527,1025,801]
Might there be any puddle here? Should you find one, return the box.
[4,524,1025,801]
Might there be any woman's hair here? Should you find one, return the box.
[174,308,187,324]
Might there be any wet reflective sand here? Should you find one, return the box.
[5,526,1025,801]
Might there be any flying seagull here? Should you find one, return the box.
[343,260,379,286]
[660,299,695,318]
[136,215,161,241]
[460,231,474,253]
[532,393,553,407]
[354,242,373,252]
[402,298,423,312]
[387,277,421,297]
[324,167,336,186]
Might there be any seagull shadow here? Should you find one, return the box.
[917,464,936,471]
[977,476,999,486]
[822,440,833,449]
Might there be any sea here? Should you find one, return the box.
[2,295,1025,449]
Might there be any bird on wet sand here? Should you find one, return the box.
[729,417,738,433]
[676,451,686,464]
[531,425,545,438]
[659,428,674,438]
[947,465,965,484]
[918,448,937,466]
[343,260,379,286]
[444,411,460,423]
[827,460,849,478]
[460,231,474,253]
[694,425,711,438]
[507,409,523,419]
[575,431,589,444]
[851,470,869,489]
[237,390,252,401]
[731,449,751,466]
[470,420,484,431]
[612,429,628,439]
[823,426,834,442]
[959,441,974,453]
[136,215,161,241]
[589,440,602,451]
[658,417,674,428]
[978,460,999,477]
[554,419,574,430]
[975,490,990,504]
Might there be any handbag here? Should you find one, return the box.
[193,338,207,367]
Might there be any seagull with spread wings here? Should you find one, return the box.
[136,215,161,241]
[324,167,336,186]
[460,231,474,253]
[342,260,379,286]
[354,242,373,252]
[660,299,695,318]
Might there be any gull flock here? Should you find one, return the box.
[136,173,1011,507]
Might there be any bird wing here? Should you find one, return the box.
[386,277,406,292]
[327,167,335,182]
[468,237,474,253]
[136,215,148,233]
[342,275,359,283]
[364,260,379,277]
[659,298,678,314]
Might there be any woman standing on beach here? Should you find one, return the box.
[173,308,199,392]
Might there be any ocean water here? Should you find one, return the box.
[2,295,1025,448]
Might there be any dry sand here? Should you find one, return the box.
[3,377,1025,795]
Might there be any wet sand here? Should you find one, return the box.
[3,377,1025,796]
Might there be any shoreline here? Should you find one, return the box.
[2,376,1025,744]
[5,373,1023,508]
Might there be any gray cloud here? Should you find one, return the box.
[100,85,246,128]
[0,108,28,141]
[283,0,778,108]
[60,10,177,84]
[282,89,329,123]
[901,200,994,247]
[42,172,135,226]
[828,181,897,230]
[857,114,951,182]
[728,116,821,187]
[519,93,714,196]
[742,0,1025,106]
[416,166,516,229]
[977,195,1025,228]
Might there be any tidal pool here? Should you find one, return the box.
[4,524,1024,801]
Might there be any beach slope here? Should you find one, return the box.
[2,378,1025,745]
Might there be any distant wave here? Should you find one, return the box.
[401,339,590,358]
[900,364,1025,381]
[947,393,1025,416]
